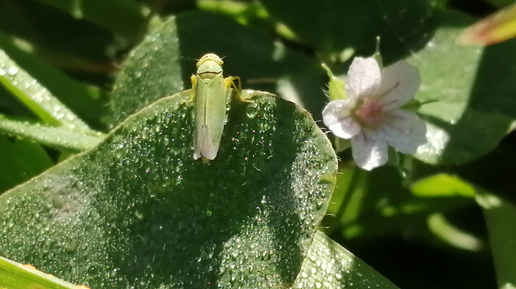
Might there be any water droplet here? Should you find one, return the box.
[64,240,79,252]
[246,105,259,119]
[7,67,18,75]
[134,210,144,220]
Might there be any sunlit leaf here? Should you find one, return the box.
[0,256,88,289]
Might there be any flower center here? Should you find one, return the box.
[354,98,383,127]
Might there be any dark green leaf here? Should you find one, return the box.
[110,12,325,125]
[0,136,53,193]
[476,191,516,288]
[259,0,436,61]
[0,1,117,69]
[0,87,337,288]
[324,166,474,240]
[33,0,148,39]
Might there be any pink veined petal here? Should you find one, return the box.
[382,110,427,154]
[322,99,361,139]
[351,131,388,171]
[346,57,382,100]
[375,60,421,110]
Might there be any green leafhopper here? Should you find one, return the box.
[191,53,240,161]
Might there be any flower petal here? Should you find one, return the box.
[375,60,421,110]
[346,57,382,99]
[351,130,388,170]
[382,110,427,154]
[322,99,361,139]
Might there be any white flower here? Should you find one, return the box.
[322,57,427,170]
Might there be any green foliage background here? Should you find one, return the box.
[1,0,516,288]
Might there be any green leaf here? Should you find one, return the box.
[259,0,435,61]
[325,166,474,240]
[32,0,148,40]
[487,0,516,8]
[426,212,483,252]
[0,256,87,289]
[110,12,326,125]
[412,10,516,164]
[476,191,516,288]
[0,87,338,288]
[0,115,104,152]
[0,32,105,126]
[294,232,399,288]
[410,173,476,198]
[0,48,90,130]
[0,136,53,193]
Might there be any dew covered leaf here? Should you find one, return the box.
[0,32,104,126]
[0,115,104,152]
[0,10,408,288]
[293,232,400,289]
[0,47,91,130]
[0,86,338,288]
[0,256,87,289]
[0,39,103,194]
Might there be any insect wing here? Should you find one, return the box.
[193,74,227,160]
